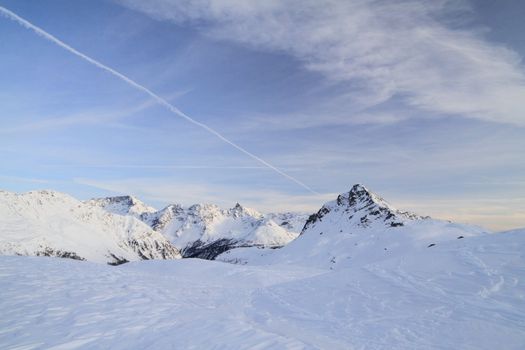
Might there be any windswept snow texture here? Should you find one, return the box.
[1,229,524,349]
[0,190,181,264]
[218,184,488,268]
[89,196,304,259]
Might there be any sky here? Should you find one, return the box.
[0,0,524,231]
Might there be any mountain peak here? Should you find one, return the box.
[302,184,423,233]
[188,203,221,213]
[85,195,157,216]
[336,184,393,211]
[229,203,262,218]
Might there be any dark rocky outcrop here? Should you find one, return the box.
[302,184,425,234]
[36,247,86,261]
[182,239,240,260]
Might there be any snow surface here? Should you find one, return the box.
[0,190,181,264]
[1,229,524,349]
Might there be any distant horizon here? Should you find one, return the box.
[1,0,524,232]
[0,184,519,232]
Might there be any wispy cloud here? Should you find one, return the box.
[74,176,335,213]
[0,98,153,134]
[0,88,192,134]
[118,0,525,125]
[0,175,57,184]
[220,110,411,133]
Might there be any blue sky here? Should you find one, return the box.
[0,0,524,230]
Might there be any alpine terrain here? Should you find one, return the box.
[0,190,181,264]
[88,196,307,259]
[0,185,523,349]
[218,184,488,267]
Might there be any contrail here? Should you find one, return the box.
[0,5,319,195]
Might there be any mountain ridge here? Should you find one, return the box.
[302,184,426,234]
[87,196,307,259]
[0,189,181,264]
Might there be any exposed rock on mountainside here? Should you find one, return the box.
[302,184,425,233]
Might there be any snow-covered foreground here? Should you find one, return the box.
[1,230,524,349]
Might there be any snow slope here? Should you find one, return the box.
[218,184,488,268]
[1,229,524,349]
[0,190,181,264]
[89,196,304,259]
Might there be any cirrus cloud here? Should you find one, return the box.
[117,0,525,125]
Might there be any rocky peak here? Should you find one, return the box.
[335,184,389,208]
[142,204,184,232]
[229,203,262,219]
[106,195,150,209]
[187,203,221,216]
[85,195,157,217]
[302,184,424,233]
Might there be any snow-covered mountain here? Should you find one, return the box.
[86,195,157,217]
[88,197,306,260]
[0,190,181,264]
[1,186,523,349]
[218,184,489,267]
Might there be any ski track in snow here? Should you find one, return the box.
[1,230,525,350]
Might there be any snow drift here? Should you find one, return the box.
[1,228,523,349]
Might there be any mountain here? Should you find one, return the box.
[85,195,157,217]
[301,183,425,231]
[1,187,523,348]
[141,202,300,259]
[217,184,488,267]
[0,190,181,264]
[88,197,306,260]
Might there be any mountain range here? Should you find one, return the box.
[1,184,523,349]
[1,184,488,267]
[86,196,308,259]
